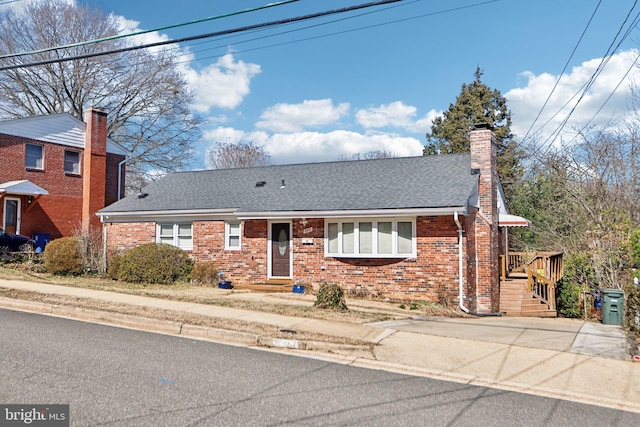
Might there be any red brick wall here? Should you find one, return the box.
[106,222,156,253]
[105,216,468,303]
[0,132,124,239]
[469,128,500,313]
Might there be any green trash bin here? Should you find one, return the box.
[601,289,624,325]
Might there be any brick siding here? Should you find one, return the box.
[106,216,468,303]
[0,131,124,239]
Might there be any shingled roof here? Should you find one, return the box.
[99,154,478,219]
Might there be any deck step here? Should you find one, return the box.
[233,279,294,293]
[500,278,556,318]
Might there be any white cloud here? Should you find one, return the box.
[111,16,260,113]
[356,101,440,134]
[506,49,640,144]
[203,127,424,165]
[185,54,261,113]
[256,99,350,133]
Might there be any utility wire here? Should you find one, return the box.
[520,0,602,144]
[52,0,495,79]
[531,0,640,157]
[0,0,403,72]
[180,0,499,65]
[0,0,301,60]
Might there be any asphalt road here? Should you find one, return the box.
[1,309,638,426]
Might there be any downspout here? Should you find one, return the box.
[454,211,503,317]
[454,211,469,314]
[102,216,108,273]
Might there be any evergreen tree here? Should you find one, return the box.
[424,68,522,197]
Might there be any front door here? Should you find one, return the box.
[3,198,20,234]
[271,222,291,277]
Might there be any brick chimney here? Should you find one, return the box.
[468,123,500,313]
[82,107,108,235]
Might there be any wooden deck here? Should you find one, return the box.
[500,273,557,317]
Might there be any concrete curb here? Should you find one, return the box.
[0,296,372,357]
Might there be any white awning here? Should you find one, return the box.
[498,213,531,227]
[0,180,49,196]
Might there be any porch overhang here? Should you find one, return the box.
[0,180,49,196]
[498,213,532,227]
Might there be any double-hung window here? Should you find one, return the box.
[225,221,241,250]
[26,144,43,170]
[64,150,81,175]
[157,223,193,250]
[325,219,415,258]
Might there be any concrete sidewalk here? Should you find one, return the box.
[0,278,639,413]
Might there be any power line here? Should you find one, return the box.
[529,0,640,158]
[40,0,496,82]
[520,0,602,144]
[0,0,300,60]
[0,0,404,72]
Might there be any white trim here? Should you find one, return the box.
[238,207,464,220]
[324,217,417,258]
[156,222,193,251]
[224,220,242,250]
[268,221,292,279]
[3,197,21,234]
[98,207,465,223]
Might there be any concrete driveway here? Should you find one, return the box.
[368,316,631,360]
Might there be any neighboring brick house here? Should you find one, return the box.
[0,108,127,242]
[98,125,524,313]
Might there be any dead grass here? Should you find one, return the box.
[0,264,468,329]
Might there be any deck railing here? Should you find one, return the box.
[502,251,563,311]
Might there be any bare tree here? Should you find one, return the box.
[207,141,271,169]
[0,0,202,190]
[512,126,640,289]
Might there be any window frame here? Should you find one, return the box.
[156,223,193,250]
[225,221,242,250]
[25,144,44,170]
[64,150,81,175]
[324,218,416,258]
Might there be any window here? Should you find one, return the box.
[64,150,81,174]
[225,221,241,250]
[26,144,43,169]
[157,223,192,250]
[325,219,416,258]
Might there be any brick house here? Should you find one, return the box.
[0,108,127,243]
[98,126,524,313]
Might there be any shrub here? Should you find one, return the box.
[106,253,123,280]
[557,252,596,318]
[43,237,84,275]
[117,243,193,285]
[191,262,218,286]
[314,283,348,311]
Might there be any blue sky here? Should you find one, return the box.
[4,0,640,168]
